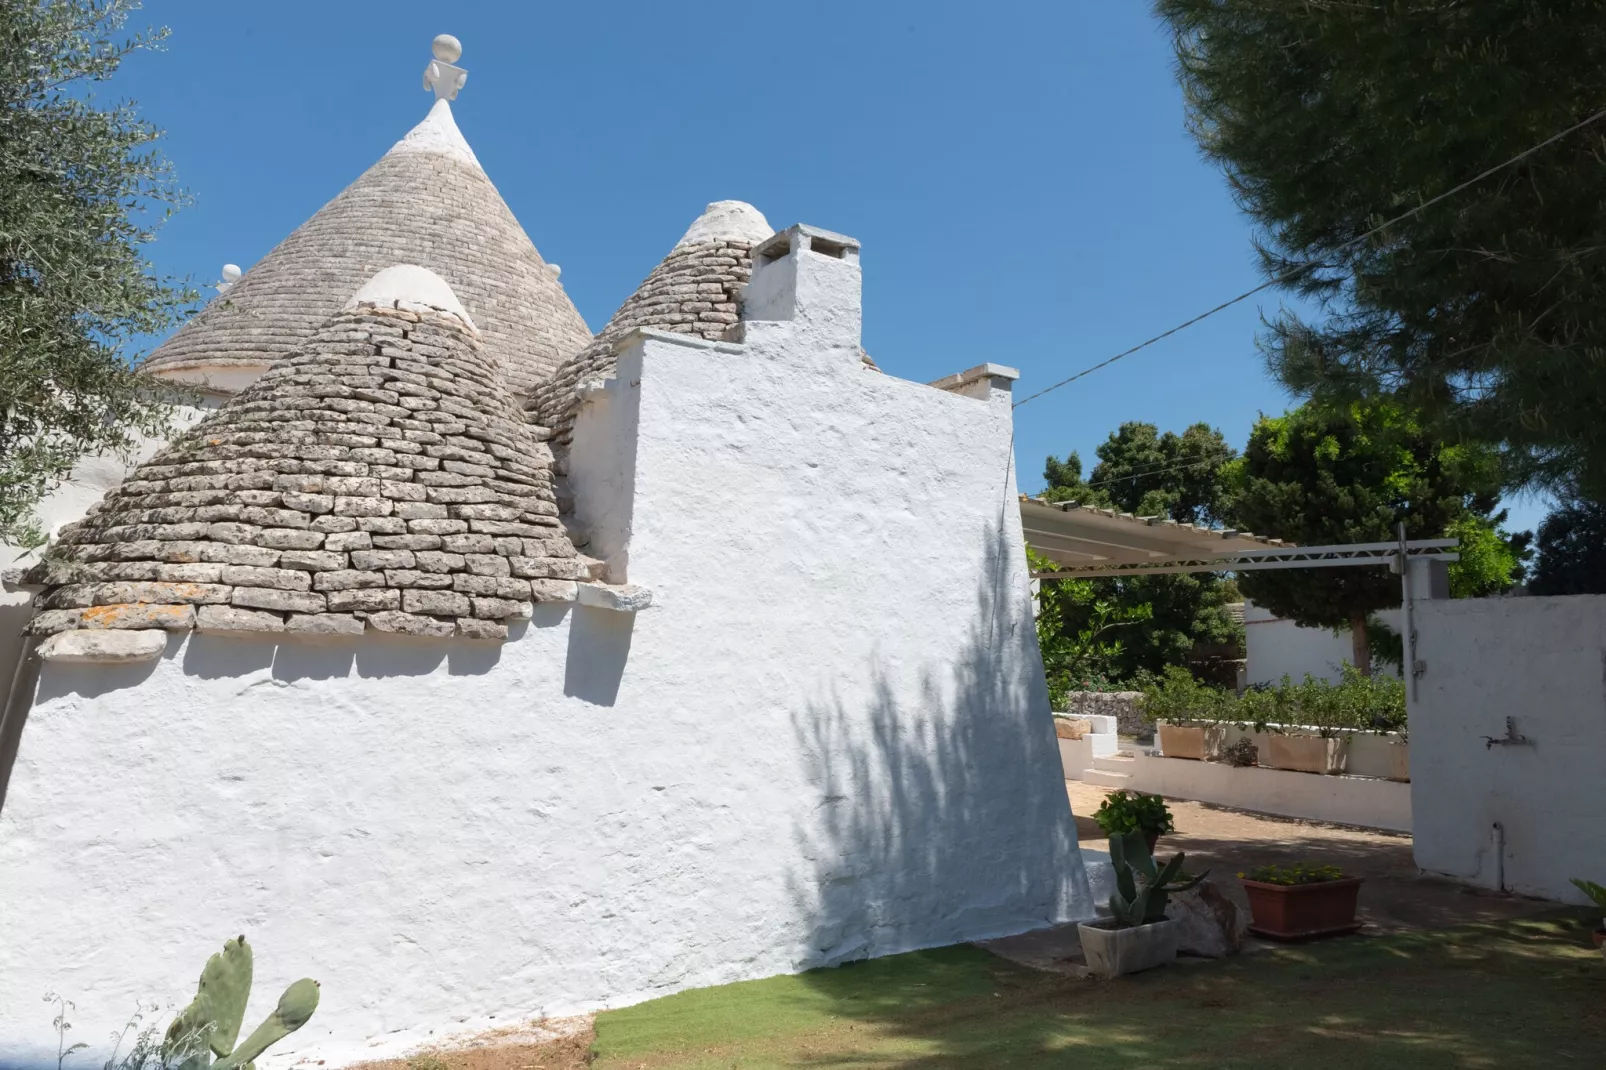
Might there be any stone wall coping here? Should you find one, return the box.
[928,363,1021,393]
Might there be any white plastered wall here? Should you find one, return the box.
[1409,593,1606,902]
[1244,602,1402,685]
[0,317,1086,1065]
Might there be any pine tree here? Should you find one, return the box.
[0,0,194,544]
[1155,0,1606,499]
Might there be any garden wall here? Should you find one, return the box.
[1410,593,1606,903]
[1060,690,1144,735]
[1121,751,1411,831]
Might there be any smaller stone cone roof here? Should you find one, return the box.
[139,101,591,397]
[525,200,773,457]
[29,266,584,642]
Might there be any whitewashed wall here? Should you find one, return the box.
[1244,602,1402,686]
[1410,593,1606,902]
[0,322,1086,1065]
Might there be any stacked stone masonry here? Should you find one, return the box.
[526,238,756,461]
[140,147,591,397]
[29,301,584,642]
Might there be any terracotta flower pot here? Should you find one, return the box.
[1263,733,1350,775]
[1241,876,1363,940]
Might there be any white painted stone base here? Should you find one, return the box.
[1117,752,1411,832]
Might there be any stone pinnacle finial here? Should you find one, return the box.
[217,263,241,294]
[423,34,467,101]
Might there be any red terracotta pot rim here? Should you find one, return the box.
[1240,876,1365,893]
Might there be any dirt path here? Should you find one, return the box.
[1064,779,1556,933]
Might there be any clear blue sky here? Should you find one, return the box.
[114,1,1546,534]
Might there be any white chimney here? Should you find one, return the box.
[742,224,862,353]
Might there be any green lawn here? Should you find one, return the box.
[591,916,1604,1068]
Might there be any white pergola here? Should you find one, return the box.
[1018,495,1461,698]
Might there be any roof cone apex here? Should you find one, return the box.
[388,99,481,171]
[345,265,476,330]
[675,200,773,248]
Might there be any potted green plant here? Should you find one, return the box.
[1077,829,1205,978]
[1239,862,1363,940]
[1093,789,1175,854]
[1143,666,1227,761]
[1570,878,1606,949]
[1260,675,1352,775]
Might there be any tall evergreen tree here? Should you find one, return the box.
[0,0,193,544]
[1155,0,1606,499]
[1527,497,1606,596]
[1224,400,1522,673]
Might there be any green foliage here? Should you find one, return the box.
[1141,665,1406,739]
[164,936,319,1070]
[1447,514,1531,598]
[1107,829,1206,929]
[1241,864,1345,887]
[1093,789,1175,840]
[1224,400,1515,672]
[1155,0,1606,500]
[1029,546,1152,706]
[1528,498,1606,596]
[1570,878,1606,911]
[0,0,195,543]
[1038,423,1244,685]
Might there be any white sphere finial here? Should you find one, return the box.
[221,264,242,283]
[432,34,462,63]
[546,263,561,279]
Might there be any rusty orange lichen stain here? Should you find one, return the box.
[79,603,189,628]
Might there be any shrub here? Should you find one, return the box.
[1240,863,1345,886]
[1093,789,1175,839]
[1139,664,1405,737]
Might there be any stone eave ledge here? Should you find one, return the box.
[30,580,654,664]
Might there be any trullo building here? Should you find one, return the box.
[0,36,1091,1066]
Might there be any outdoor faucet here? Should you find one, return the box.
[1482,716,1533,750]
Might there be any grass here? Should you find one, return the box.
[590,915,1605,1068]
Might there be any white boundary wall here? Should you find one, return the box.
[1410,593,1606,903]
[1119,752,1411,832]
[0,304,1089,1063]
[1244,602,1401,686]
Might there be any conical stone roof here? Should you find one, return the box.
[29,266,585,642]
[525,200,774,457]
[141,101,591,397]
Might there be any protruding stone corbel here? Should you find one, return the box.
[576,583,653,613]
[37,629,167,664]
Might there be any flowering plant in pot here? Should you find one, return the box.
[1093,789,1175,854]
[1570,878,1606,949]
[1078,829,1206,978]
[1239,862,1363,940]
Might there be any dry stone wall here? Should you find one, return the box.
[1060,691,1147,736]
[29,300,583,642]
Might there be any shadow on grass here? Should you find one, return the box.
[593,915,1606,1069]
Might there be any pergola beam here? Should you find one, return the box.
[1032,540,1459,580]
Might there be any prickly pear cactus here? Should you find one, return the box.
[165,937,319,1070]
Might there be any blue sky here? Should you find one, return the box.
[115,1,1547,534]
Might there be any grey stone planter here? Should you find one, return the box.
[1076,918,1178,978]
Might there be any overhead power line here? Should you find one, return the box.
[1012,104,1606,411]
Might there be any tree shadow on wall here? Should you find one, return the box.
[784,508,1087,972]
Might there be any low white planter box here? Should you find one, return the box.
[1263,733,1350,775]
[1348,733,1410,781]
[1117,751,1411,831]
[1156,722,1226,761]
[1077,919,1178,978]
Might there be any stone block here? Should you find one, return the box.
[155,563,225,583]
[219,566,312,591]
[350,549,416,571]
[313,569,385,591]
[367,610,454,638]
[471,597,525,620]
[455,618,507,641]
[464,553,510,577]
[441,533,495,554]
[38,629,168,662]
[407,518,468,535]
[529,579,579,603]
[77,603,196,630]
[257,528,327,550]
[372,534,442,551]
[310,515,359,533]
[285,613,366,636]
[379,480,427,502]
[576,584,653,613]
[90,581,231,606]
[334,495,394,518]
[231,587,327,614]
[414,551,466,573]
[402,589,471,617]
[203,544,283,568]
[357,516,407,534]
[197,605,285,633]
[240,506,311,529]
[26,609,83,635]
[395,502,449,520]
[277,550,348,572]
[327,588,401,613]
[385,569,453,589]
[208,522,263,544]
[323,531,373,551]
[282,491,335,514]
